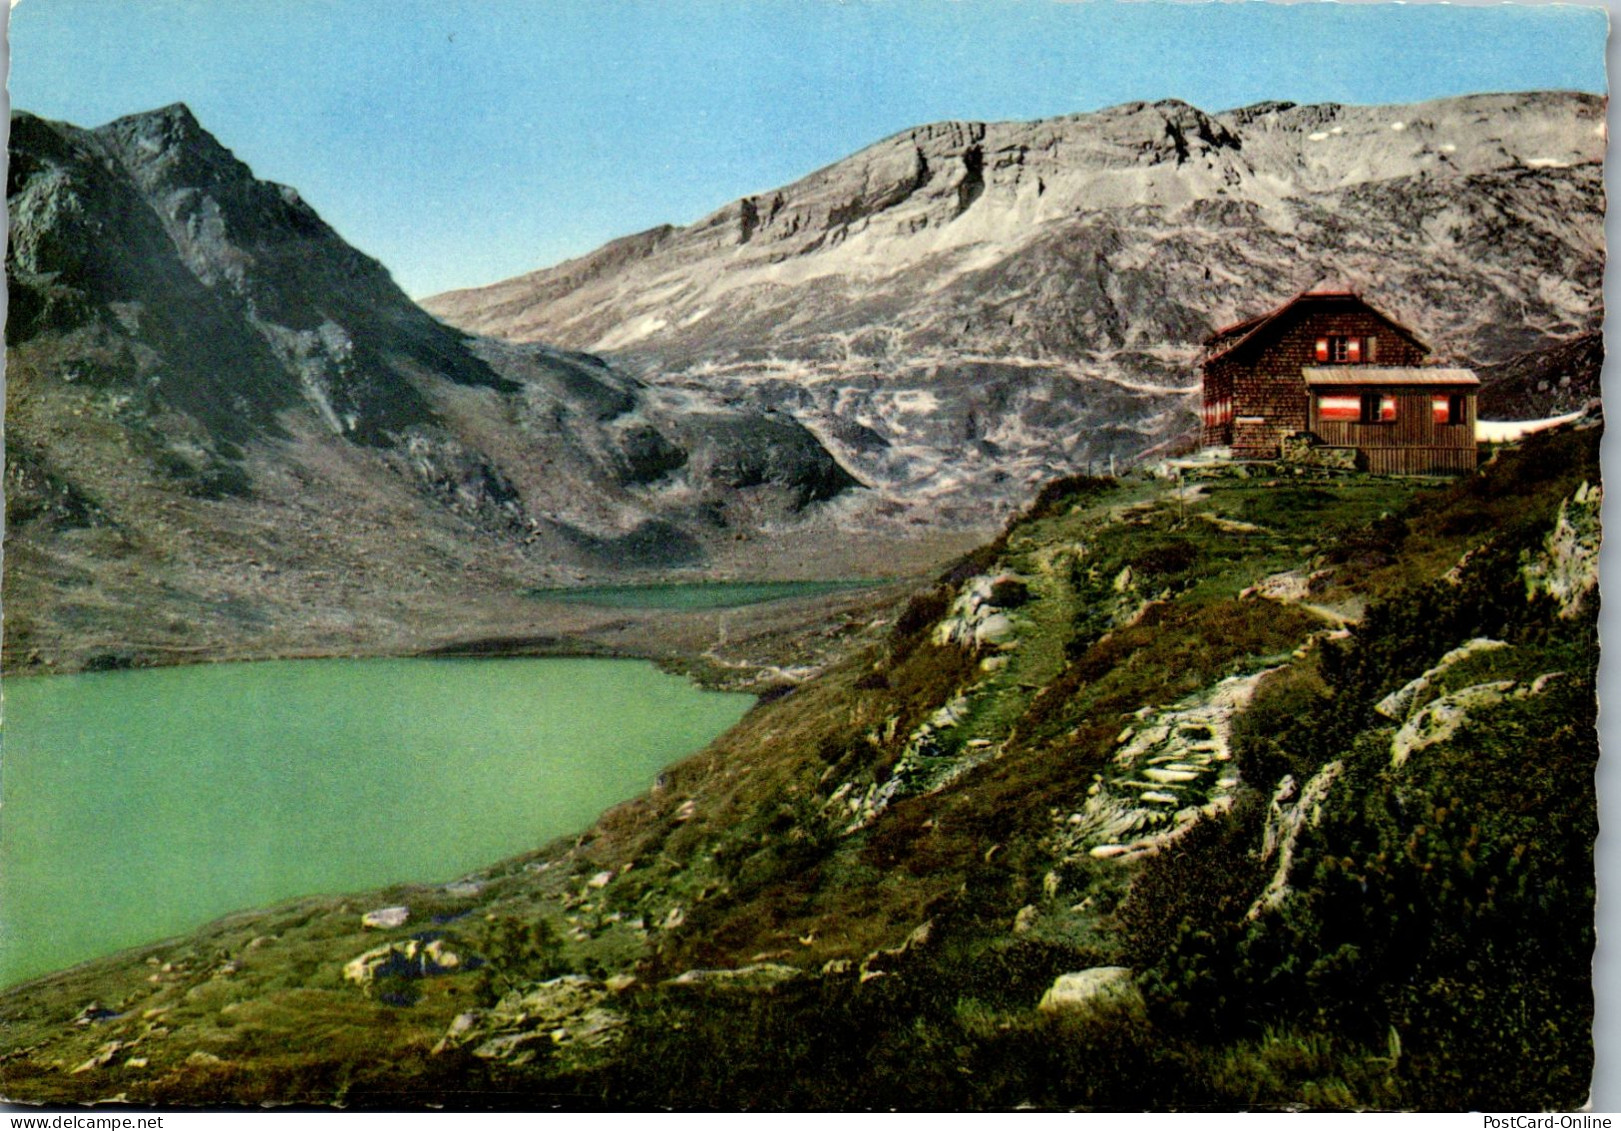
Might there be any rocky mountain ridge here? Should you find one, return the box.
[427,92,1605,518]
[5,104,876,672]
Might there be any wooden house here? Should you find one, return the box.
[1201,290,1479,474]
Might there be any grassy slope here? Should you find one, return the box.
[0,425,1600,1110]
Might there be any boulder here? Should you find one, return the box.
[934,577,1023,651]
[1038,968,1145,1021]
[1242,568,1332,604]
[72,1001,121,1027]
[361,905,409,930]
[343,936,463,985]
[70,1042,123,1075]
[974,612,1015,646]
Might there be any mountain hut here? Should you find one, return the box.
[1200,290,1479,474]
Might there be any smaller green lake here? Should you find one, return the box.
[0,657,751,987]
[526,579,882,610]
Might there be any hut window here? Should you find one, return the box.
[1316,337,1363,362]
[1202,397,1233,429]
[1434,394,1466,424]
[1317,394,1361,421]
[1360,394,1396,423]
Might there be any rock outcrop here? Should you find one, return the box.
[1048,668,1262,864]
[433,975,624,1067]
[1522,481,1602,618]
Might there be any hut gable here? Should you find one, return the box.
[1201,290,1478,474]
[1203,291,1429,368]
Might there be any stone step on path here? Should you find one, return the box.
[1046,667,1277,865]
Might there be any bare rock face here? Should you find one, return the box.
[1476,331,1603,419]
[4,105,860,670]
[10,105,510,446]
[426,92,1604,521]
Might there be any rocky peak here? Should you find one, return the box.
[98,102,213,153]
[1080,98,1244,168]
[1151,99,1242,161]
[6,103,512,444]
[94,103,253,199]
[93,103,351,300]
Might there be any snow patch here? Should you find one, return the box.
[1524,157,1570,169]
[1475,410,1585,443]
[1307,131,1330,142]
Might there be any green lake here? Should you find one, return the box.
[0,657,752,987]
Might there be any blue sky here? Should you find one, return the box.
[8,0,1609,298]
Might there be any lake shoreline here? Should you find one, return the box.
[1,576,920,691]
[0,581,918,986]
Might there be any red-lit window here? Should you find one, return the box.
[1317,394,1362,421]
[1315,336,1366,363]
[1433,394,1467,424]
[1201,396,1233,429]
[1360,394,1396,423]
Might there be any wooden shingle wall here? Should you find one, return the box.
[1311,389,1478,474]
[1201,364,1235,447]
[1206,308,1427,459]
